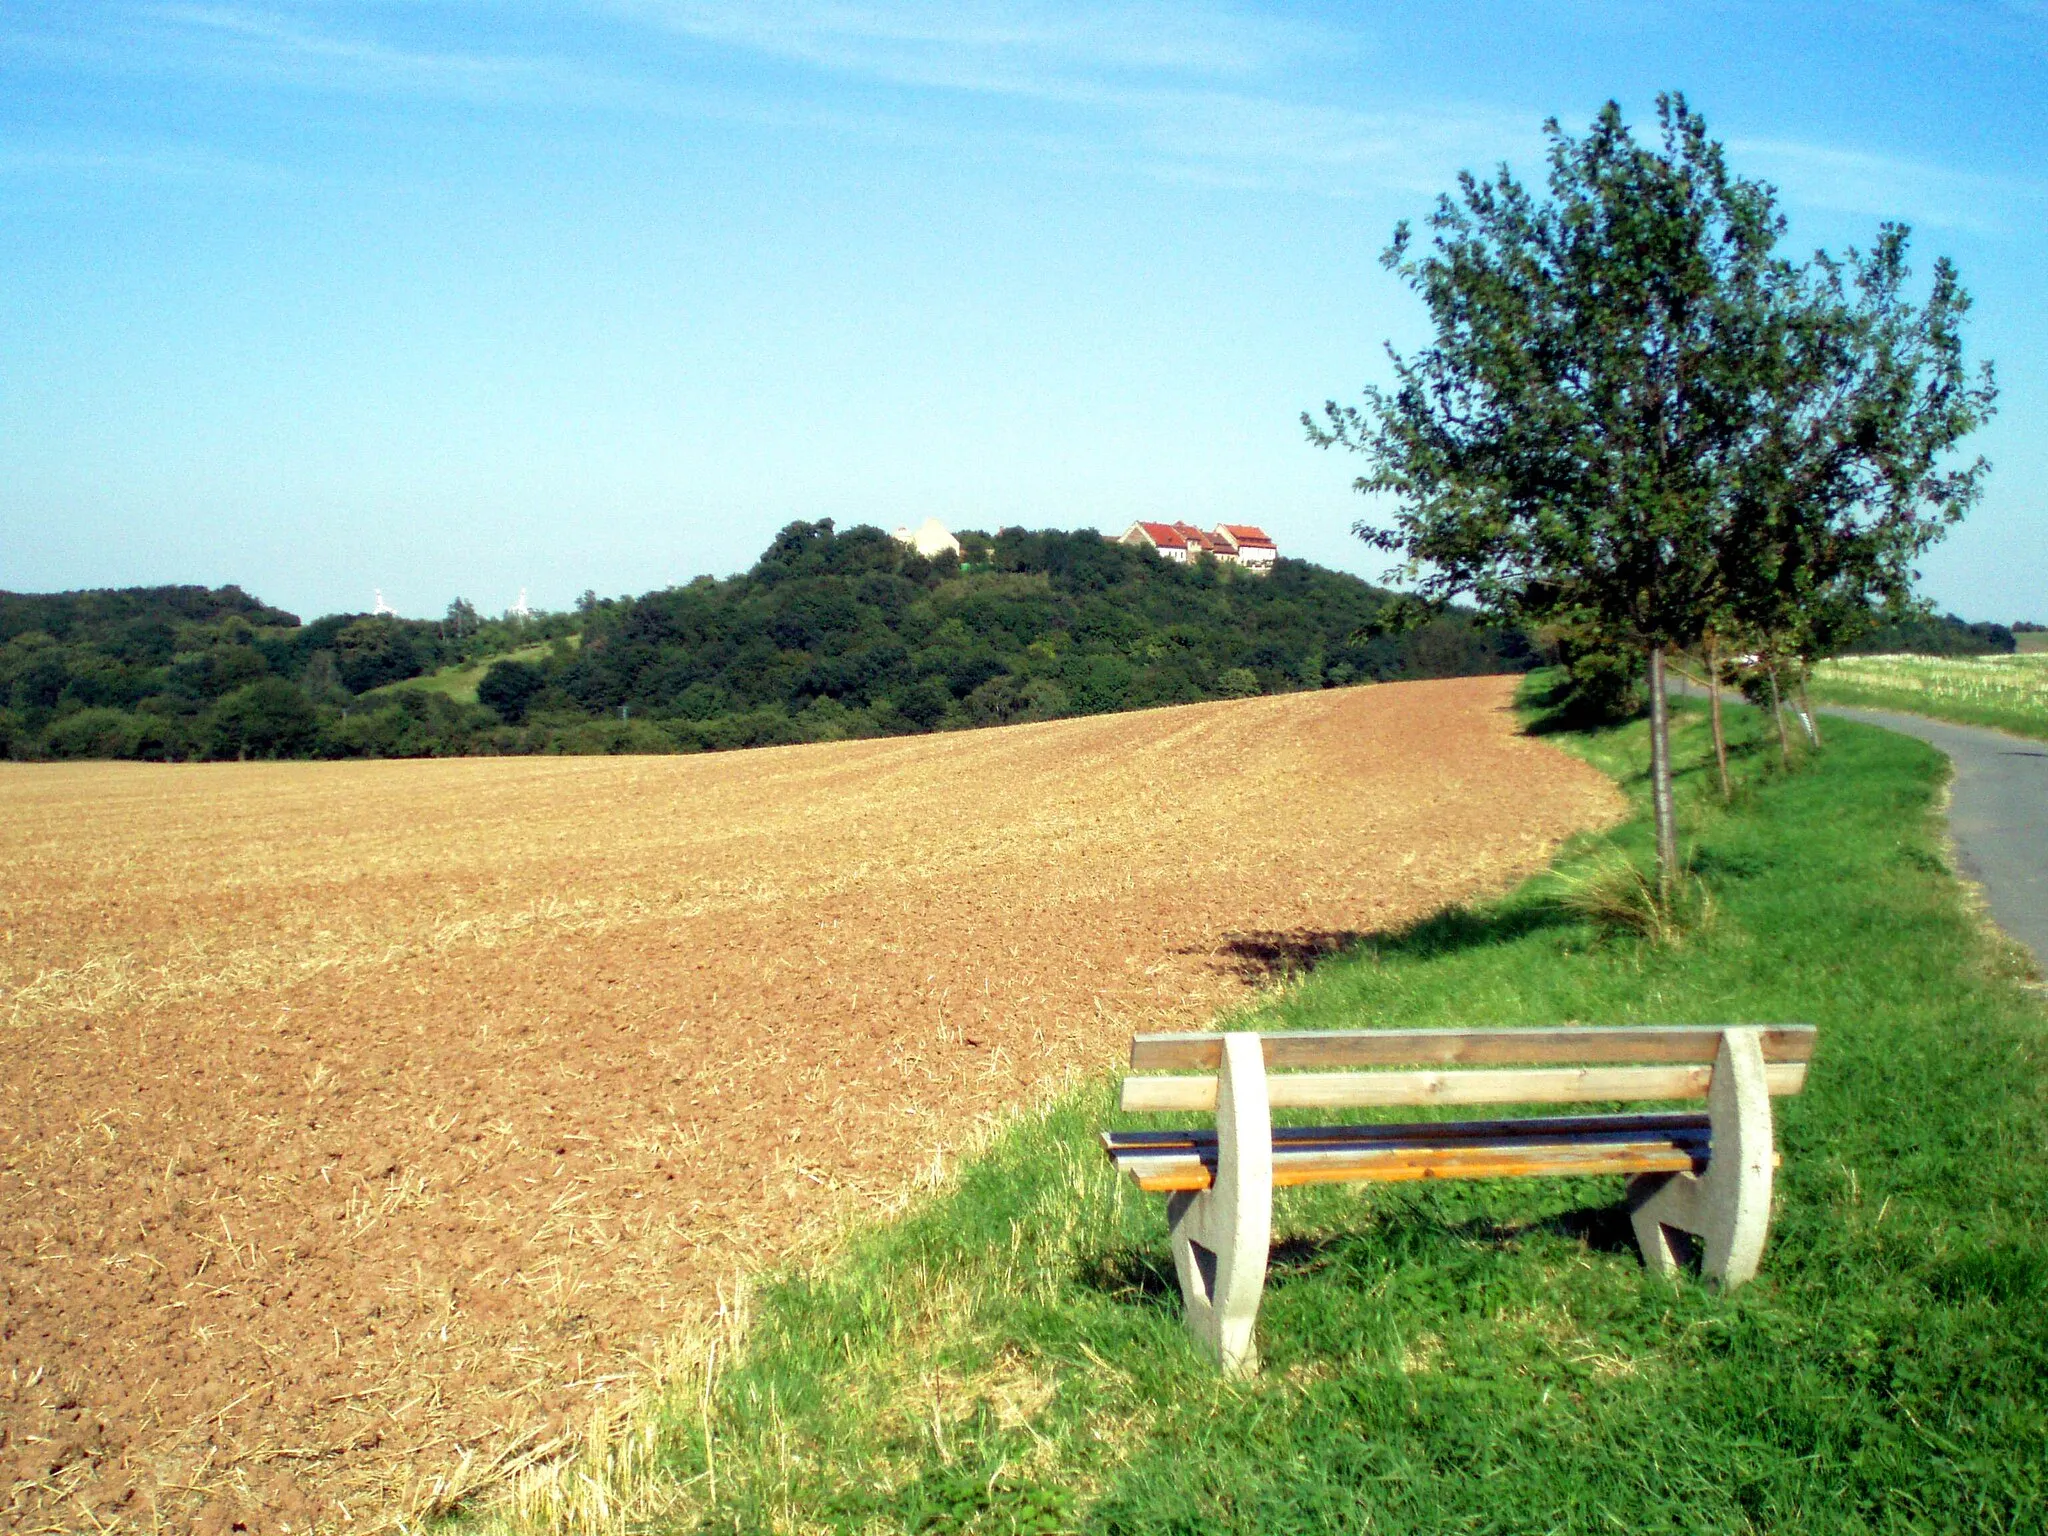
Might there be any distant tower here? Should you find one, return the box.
[510,588,533,621]
[373,588,396,616]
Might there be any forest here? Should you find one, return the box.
[0,524,1535,760]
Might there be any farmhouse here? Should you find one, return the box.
[1119,521,1279,570]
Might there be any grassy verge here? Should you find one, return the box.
[1809,654,2048,741]
[476,686,2048,1535]
[365,637,576,707]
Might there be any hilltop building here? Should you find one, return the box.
[1211,524,1278,571]
[892,518,963,560]
[1119,521,1278,571]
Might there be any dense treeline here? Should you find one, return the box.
[0,523,1522,760]
[531,522,1532,751]
[0,585,573,760]
[6,535,2035,764]
[1845,611,2018,656]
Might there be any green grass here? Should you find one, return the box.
[1809,653,2048,741]
[480,687,2048,1535]
[362,636,575,707]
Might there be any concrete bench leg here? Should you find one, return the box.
[1167,1033,1272,1374]
[1627,1027,1775,1289]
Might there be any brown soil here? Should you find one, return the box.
[0,679,1619,1532]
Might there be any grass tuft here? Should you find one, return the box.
[1553,850,1715,946]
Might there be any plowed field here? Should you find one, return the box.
[0,678,1620,1532]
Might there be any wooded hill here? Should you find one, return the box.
[2,524,1534,760]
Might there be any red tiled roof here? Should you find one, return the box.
[1171,522,1229,555]
[1132,521,1189,549]
[1217,524,1276,550]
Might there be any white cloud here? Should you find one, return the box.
[613,0,1532,195]
[138,3,608,101]
[616,0,1331,86]
[1732,136,2048,236]
[7,2,2031,218]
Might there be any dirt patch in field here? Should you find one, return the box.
[0,679,1619,1531]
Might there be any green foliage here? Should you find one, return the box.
[1544,631,1645,725]
[579,695,2048,1534]
[1310,96,1798,651]
[1311,94,1993,672]
[547,521,1529,751]
[41,707,150,760]
[0,584,571,760]
[206,678,319,759]
[477,660,546,723]
[1847,612,2016,657]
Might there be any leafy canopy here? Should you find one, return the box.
[1307,93,1994,659]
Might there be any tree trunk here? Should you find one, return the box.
[1705,634,1731,801]
[1647,646,1678,903]
[1767,663,1791,768]
[1797,678,1824,747]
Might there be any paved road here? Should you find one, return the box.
[1818,707,2048,969]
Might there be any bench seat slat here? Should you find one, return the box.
[1103,1111,1717,1193]
[1128,1024,1816,1072]
[1107,1108,1711,1151]
[1120,1061,1807,1113]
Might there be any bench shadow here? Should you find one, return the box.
[1074,1236,1344,1313]
[1075,1204,1642,1315]
[1196,901,1577,985]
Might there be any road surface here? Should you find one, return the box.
[1818,706,2048,970]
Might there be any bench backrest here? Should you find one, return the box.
[1119,1025,1816,1113]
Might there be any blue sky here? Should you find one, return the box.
[3,2,2042,622]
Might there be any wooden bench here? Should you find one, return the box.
[1101,1024,1817,1374]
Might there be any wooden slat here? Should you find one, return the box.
[1102,1115,1724,1193]
[1105,1108,1711,1154]
[1118,1060,1808,1114]
[1136,1144,1706,1193]
[1128,1024,1816,1072]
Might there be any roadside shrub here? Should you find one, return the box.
[1550,642,1643,725]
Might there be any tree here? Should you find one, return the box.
[1719,225,1996,759]
[299,649,349,708]
[478,659,546,724]
[206,679,317,759]
[333,619,422,694]
[1308,94,1993,897]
